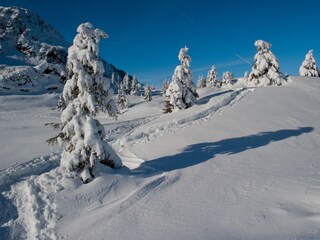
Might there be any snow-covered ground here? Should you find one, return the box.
[1,77,320,239]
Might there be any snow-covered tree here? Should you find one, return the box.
[206,65,220,87]
[248,40,285,86]
[130,75,139,95]
[299,50,319,77]
[144,85,152,101]
[57,93,66,111]
[221,71,233,85]
[111,72,116,85]
[162,79,170,96]
[117,82,128,111]
[243,71,249,81]
[48,22,122,183]
[163,99,173,113]
[197,74,206,88]
[123,73,130,94]
[166,47,198,111]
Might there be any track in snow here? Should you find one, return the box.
[114,88,253,154]
[0,155,59,239]
[1,87,253,239]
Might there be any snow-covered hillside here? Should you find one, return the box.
[0,7,132,95]
[0,77,320,239]
[0,6,67,61]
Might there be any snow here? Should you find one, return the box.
[1,77,320,239]
[299,50,319,77]
[0,94,60,170]
[221,71,234,85]
[0,7,133,96]
[249,39,286,86]
[58,22,120,183]
[166,47,198,110]
[206,65,219,88]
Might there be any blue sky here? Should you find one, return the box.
[2,0,320,86]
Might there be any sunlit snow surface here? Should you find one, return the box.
[1,77,320,239]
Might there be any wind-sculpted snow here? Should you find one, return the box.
[104,116,158,142]
[114,88,253,151]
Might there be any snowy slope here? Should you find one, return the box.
[0,6,133,95]
[0,6,68,62]
[0,6,68,94]
[1,77,320,239]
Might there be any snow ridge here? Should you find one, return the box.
[115,88,253,149]
[113,174,168,214]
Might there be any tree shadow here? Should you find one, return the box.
[145,127,313,173]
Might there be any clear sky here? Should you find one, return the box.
[2,0,320,86]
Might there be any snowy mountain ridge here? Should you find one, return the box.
[0,6,67,63]
[0,6,130,95]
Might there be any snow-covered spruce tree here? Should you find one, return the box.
[111,72,116,85]
[248,40,285,86]
[162,79,170,96]
[117,82,128,111]
[123,73,130,94]
[162,80,172,113]
[206,65,220,87]
[166,47,198,110]
[197,74,206,88]
[57,93,66,111]
[50,22,122,183]
[221,71,234,85]
[243,71,249,82]
[130,75,139,95]
[299,50,319,77]
[144,85,152,101]
[163,99,173,113]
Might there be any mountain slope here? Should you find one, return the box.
[0,77,320,239]
[0,6,130,95]
[0,6,68,63]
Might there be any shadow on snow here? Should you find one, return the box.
[1,127,313,238]
[142,127,314,173]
